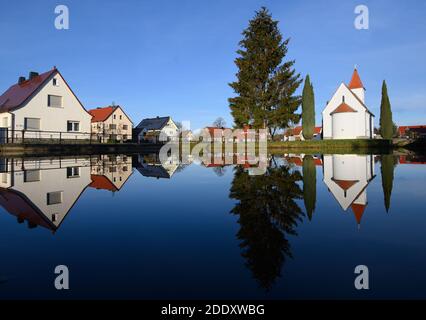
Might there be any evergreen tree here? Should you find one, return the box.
[381,154,395,212]
[302,75,315,140]
[380,81,394,139]
[229,7,302,138]
[302,155,316,220]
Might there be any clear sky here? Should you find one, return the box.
[0,0,425,130]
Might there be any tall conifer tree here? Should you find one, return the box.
[302,75,315,140]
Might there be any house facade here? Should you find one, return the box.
[322,68,374,140]
[135,116,178,143]
[0,68,92,142]
[89,106,133,143]
[90,154,133,191]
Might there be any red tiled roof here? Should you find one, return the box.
[88,106,116,122]
[333,179,359,191]
[398,125,426,136]
[330,102,358,115]
[0,69,57,112]
[204,127,232,136]
[351,203,366,225]
[285,126,322,137]
[89,175,118,192]
[348,68,364,89]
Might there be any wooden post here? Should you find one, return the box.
[59,132,62,145]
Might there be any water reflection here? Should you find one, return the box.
[229,158,303,290]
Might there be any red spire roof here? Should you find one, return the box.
[333,179,359,191]
[348,68,364,89]
[351,203,366,225]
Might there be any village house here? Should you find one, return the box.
[322,68,374,140]
[88,105,133,143]
[284,126,322,141]
[201,127,235,143]
[135,116,178,143]
[0,67,92,142]
[89,154,133,192]
[397,125,426,139]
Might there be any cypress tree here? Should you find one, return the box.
[229,7,302,138]
[381,154,395,212]
[380,81,394,139]
[302,155,316,220]
[302,75,315,140]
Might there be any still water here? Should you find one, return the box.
[0,152,425,299]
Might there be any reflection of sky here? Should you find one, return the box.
[0,157,426,299]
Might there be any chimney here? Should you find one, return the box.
[29,71,39,80]
[18,76,26,85]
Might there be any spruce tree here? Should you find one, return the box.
[302,75,315,140]
[380,81,394,139]
[229,7,302,138]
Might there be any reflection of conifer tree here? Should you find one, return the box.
[229,166,303,290]
[381,154,396,212]
[303,155,317,220]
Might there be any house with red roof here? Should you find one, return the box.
[284,126,322,141]
[88,105,133,143]
[0,67,92,141]
[322,68,374,140]
[397,125,426,138]
[90,154,133,191]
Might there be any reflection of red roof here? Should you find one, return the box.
[286,156,323,166]
[0,189,55,231]
[348,68,364,89]
[0,69,57,112]
[89,106,116,122]
[399,155,426,165]
[89,175,118,192]
[333,179,359,191]
[330,103,357,115]
[351,203,366,225]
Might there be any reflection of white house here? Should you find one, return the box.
[323,154,375,226]
[322,68,374,140]
[0,68,92,141]
[0,157,91,232]
[90,154,133,192]
[135,154,178,179]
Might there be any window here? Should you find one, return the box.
[119,115,122,120]
[113,115,116,120]
[67,121,80,132]
[47,191,63,205]
[52,78,58,86]
[24,118,41,130]
[52,213,59,222]
[66,167,80,178]
[123,135,128,140]
[24,170,41,182]
[110,124,117,130]
[123,125,128,130]
[123,166,128,172]
[48,95,62,107]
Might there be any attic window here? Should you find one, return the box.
[53,78,58,86]
[342,96,345,102]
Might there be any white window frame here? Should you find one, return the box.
[67,121,80,132]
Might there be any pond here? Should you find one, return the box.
[0,152,425,299]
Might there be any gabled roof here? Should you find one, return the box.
[137,116,171,130]
[332,178,359,191]
[88,105,134,124]
[348,68,364,89]
[330,102,358,115]
[352,203,366,225]
[136,164,172,179]
[89,106,116,122]
[89,175,118,192]
[0,69,57,112]
[398,125,426,136]
[285,126,322,137]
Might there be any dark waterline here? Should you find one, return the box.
[0,153,425,299]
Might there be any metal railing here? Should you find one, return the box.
[0,128,131,144]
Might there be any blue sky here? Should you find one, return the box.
[0,0,425,130]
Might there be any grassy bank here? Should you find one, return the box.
[267,139,394,154]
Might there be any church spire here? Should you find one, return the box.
[348,67,364,90]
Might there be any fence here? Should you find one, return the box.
[0,128,131,145]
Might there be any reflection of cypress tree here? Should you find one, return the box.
[303,155,316,220]
[381,154,395,212]
[229,166,303,290]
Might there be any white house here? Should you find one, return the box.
[0,67,92,142]
[89,105,133,143]
[322,68,374,140]
[135,116,179,143]
[323,154,375,227]
[284,126,322,141]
